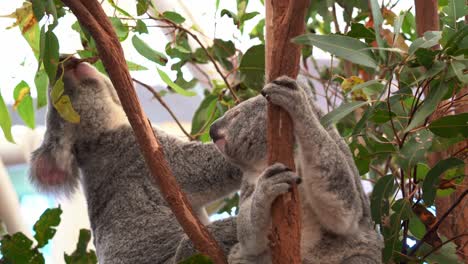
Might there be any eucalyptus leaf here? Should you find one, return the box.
[293,34,377,68]
[408,31,442,55]
[33,207,62,248]
[320,101,368,127]
[157,68,196,97]
[43,30,59,84]
[239,44,265,90]
[162,11,186,24]
[34,68,49,108]
[422,158,464,206]
[132,35,168,65]
[0,91,14,142]
[13,81,35,129]
[428,113,468,138]
[370,175,396,225]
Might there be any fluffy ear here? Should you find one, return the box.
[29,135,79,197]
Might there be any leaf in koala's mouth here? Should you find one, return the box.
[53,95,81,123]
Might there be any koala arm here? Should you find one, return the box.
[228,164,300,263]
[156,129,243,208]
[262,78,362,235]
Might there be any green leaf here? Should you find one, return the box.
[423,158,464,206]
[43,30,59,84]
[293,34,377,68]
[347,23,375,42]
[392,198,412,220]
[13,81,35,129]
[450,60,468,83]
[109,17,129,41]
[33,207,62,248]
[430,135,465,152]
[0,91,14,142]
[0,233,44,264]
[31,0,45,22]
[405,73,447,133]
[34,68,49,108]
[419,239,460,264]
[442,0,467,29]
[320,101,368,127]
[415,48,438,69]
[249,18,265,42]
[213,39,236,58]
[369,0,386,60]
[126,60,148,71]
[217,193,240,215]
[64,229,97,264]
[136,0,149,16]
[134,19,148,34]
[409,215,426,240]
[162,11,186,24]
[408,31,442,55]
[428,113,468,138]
[191,94,219,136]
[409,61,446,86]
[397,130,433,170]
[132,35,168,65]
[157,68,196,97]
[239,44,265,90]
[370,175,396,225]
[179,253,213,264]
[54,95,81,124]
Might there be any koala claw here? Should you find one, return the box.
[256,163,301,201]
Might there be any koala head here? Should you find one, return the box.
[30,56,127,195]
[209,95,268,172]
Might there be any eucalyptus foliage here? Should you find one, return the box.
[0,0,466,263]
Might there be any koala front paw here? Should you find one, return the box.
[261,76,307,117]
[255,163,301,204]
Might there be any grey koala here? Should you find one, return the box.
[29,57,242,264]
[207,77,383,264]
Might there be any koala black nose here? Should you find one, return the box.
[209,120,224,141]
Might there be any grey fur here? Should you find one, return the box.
[208,77,383,264]
[29,60,242,263]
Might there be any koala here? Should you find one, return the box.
[29,56,242,264]
[207,77,383,264]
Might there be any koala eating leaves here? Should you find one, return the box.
[29,56,242,264]
[208,77,383,264]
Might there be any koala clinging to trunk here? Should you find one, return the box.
[30,56,243,263]
[209,77,383,264]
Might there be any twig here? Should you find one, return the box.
[409,190,468,255]
[149,15,240,103]
[421,233,468,260]
[133,78,194,140]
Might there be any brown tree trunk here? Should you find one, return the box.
[415,0,468,260]
[265,0,309,263]
[60,1,227,263]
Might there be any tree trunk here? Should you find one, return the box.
[60,1,227,263]
[415,0,468,260]
[265,0,309,263]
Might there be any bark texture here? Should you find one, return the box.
[265,1,309,263]
[60,1,227,263]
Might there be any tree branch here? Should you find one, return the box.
[409,190,468,255]
[265,0,309,263]
[133,78,194,140]
[61,1,227,262]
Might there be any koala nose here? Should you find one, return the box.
[209,120,224,141]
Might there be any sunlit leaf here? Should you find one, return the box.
[239,44,265,90]
[109,17,129,41]
[53,95,81,124]
[13,81,35,129]
[0,91,14,142]
[43,30,59,84]
[34,68,49,108]
[320,101,368,127]
[132,35,168,65]
[293,34,378,68]
[0,233,44,264]
[162,11,185,24]
[157,68,196,97]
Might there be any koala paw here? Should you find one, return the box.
[254,163,301,204]
[261,76,307,117]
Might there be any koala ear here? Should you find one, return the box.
[29,135,80,197]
